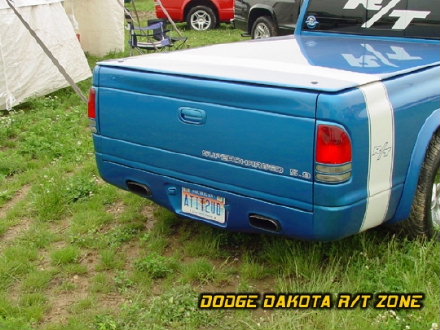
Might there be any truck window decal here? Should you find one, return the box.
[304,0,439,38]
[343,0,431,29]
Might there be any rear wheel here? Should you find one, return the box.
[251,16,277,39]
[398,131,440,239]
[186,6,217,31]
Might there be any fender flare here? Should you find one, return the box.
[248,5,276,23]
[249,4,275,16]
[390,108,440,224]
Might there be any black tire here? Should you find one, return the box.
[251,16,277,39]
[186,5,217,31]
[397,131,440,239]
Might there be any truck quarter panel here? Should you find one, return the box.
[315,66,440,234]
[389,67,440,223]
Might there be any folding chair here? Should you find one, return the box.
[148,19,188,50]
[128,21,173,55]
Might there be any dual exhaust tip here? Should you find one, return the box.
[126,181,281,233]
[126,181,152,198]
[249,214,281,233]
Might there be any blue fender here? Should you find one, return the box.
[390,108,440,224]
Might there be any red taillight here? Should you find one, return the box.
[316,125,352,164]
[88,88,96,119]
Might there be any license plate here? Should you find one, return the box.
[181,188,226,223]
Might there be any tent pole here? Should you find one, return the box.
[5,0,88,104]
[155,0,185,38]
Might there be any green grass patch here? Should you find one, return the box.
[182,258,216,284]
[91,273,115,294]
[22,270,55,293]
[96,249,125,271]
[51,246,81,266]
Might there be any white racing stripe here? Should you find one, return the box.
[360,82,395,231]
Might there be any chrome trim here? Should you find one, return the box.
[316,163,352,174]
[89,118,96,133]
[316,172,351,183]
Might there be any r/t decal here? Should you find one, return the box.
[372,142,392,161]
[344,0,431,30]
[342,45,422,68]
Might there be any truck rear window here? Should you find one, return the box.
[303,0,440,40]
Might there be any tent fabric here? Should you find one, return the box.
[0,0,91,110]
[0,0,61,10]
[64,0,124,57]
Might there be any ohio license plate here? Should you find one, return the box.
[181,188,226,223]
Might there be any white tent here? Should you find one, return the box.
[0,0,91,110]
[64,0,125,57]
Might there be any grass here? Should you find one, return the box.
[0,3,438,330]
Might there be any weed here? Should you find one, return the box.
[95,314,118,330]
[114,271,135,293]
[105,223,145,247]
[135,253,178,279]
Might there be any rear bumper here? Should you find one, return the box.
[96,153,366,241]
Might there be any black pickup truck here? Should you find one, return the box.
[233,0,302,38]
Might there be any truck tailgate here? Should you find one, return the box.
[95,66,317,211]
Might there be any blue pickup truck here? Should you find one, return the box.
[89,0,439,241]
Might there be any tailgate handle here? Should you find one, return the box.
[179,107,206,125]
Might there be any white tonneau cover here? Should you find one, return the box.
[100,35,440,92]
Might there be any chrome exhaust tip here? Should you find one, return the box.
[249,214,281,233]
[126,181,152,198]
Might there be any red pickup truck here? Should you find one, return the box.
[155,0,234,30]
